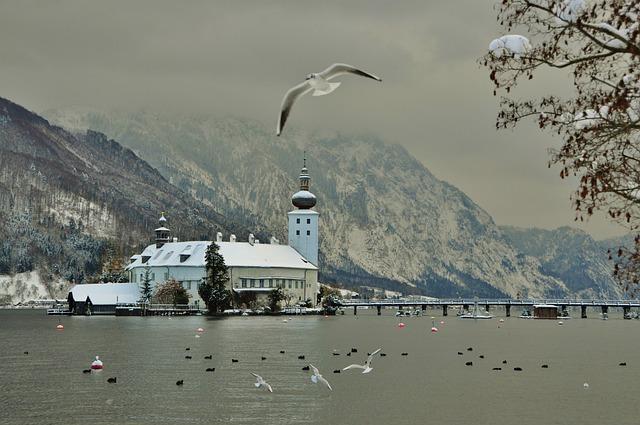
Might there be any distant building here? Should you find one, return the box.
[68,283,140,315]
[125,159,320,308]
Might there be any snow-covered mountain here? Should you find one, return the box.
[0,97,246,302]
[500,226,623,298]
[44,108,601,298]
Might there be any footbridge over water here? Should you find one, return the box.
[334,299,640,318]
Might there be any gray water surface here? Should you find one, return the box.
[1,309,639,425]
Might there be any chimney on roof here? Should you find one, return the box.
[248,233,255,246]
[255,239,260,244]
[230,234,236,242]
[216,232,223,242]
[172,237,178,243]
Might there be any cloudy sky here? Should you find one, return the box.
[0,0,626,238]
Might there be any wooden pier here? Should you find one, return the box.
[335,298,640,318]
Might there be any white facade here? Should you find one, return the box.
[126,239,319,308]
[287,210,319,266]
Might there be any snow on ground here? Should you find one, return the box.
[0,272,69,305]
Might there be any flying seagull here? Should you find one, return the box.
[251,373,273,393]
[276,63,382,136]
[343,348,382,374]
[309,364,333,391]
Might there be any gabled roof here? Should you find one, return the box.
[125,241,317,271]
[70,283,140,305]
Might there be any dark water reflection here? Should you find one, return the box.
[1,309,639,425]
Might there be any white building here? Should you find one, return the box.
[125,160,320,308]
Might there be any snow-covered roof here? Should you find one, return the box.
[70,283,140,305]
[154,227,170,232]
[533,304,558,308]
[126,241,317,270]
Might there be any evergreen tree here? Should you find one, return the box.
[199,241,230,314]
[139,267,152,308]
[267,287,284,312]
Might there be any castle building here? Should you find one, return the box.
[124,160,320,308]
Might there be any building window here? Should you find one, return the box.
[306,230,310,236]
[250,280,255,288]
[259,279,264,288]
[242,279,247,288]
[288,280,292,289]
[295,281,299,289]
[296,230,300,235]
[296,218,300,224]
[164,272,169,280]
[307,218,311,224]
[268,279,273,288]
[151,273,155,280]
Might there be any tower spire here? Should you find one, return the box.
[292,155,315,208]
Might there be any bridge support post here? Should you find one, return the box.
[561,305,567,314]
[463,304,470,313]
[353,306,357,316]
[422,304,427,311]
[377,305,381,316]
[398,305,403,311]
[623,306,630,318]
[505,305,511,317]
[442,305,448,316]
[581,305,587,319]
[485,304,490,312]
[601,305,608,315]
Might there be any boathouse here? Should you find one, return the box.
[68,283,140,315]
[533,304,558,319]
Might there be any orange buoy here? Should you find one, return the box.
[431,327,438,333]
[398,322,406,328]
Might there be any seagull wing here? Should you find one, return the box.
[277,80,312,136]
[318,63,382,82]
[251,373,264,384]
[366,348,382,365]
[309,364,320,376]
[319,376,333,391]
[343,364,366,371]
[266,383,273,393]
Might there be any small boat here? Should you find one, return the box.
[47,308,71,316]
[459,302,493,320]
[519,309,533,319]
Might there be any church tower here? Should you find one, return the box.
[155,212,171,248]
[288,156,319,266]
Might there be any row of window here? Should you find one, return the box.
[295,230,311,236]
[296,218,312,224]
[238,278,307,289]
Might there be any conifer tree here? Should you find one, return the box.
[199,241,230,314]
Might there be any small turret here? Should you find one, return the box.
[291,156,317,209]
[155,212,170,248]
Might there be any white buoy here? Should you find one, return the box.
[558,321,564,326]
[196,327,204,333]
[583,382,589,389]
[431,327,438,333]
[56,324,64,330]
[90,356,103,370]
[283,319,288,323]
[499,318,505,323]
[195,334,201,338]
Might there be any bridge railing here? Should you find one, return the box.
[334,298,640,306]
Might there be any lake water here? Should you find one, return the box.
[1,308,639,425]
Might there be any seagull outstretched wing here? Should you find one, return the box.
[277,80,312,136]
[318,63,382,82]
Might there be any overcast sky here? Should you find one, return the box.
[0,0,627,239]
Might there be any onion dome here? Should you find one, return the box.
[291,156,316,209]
